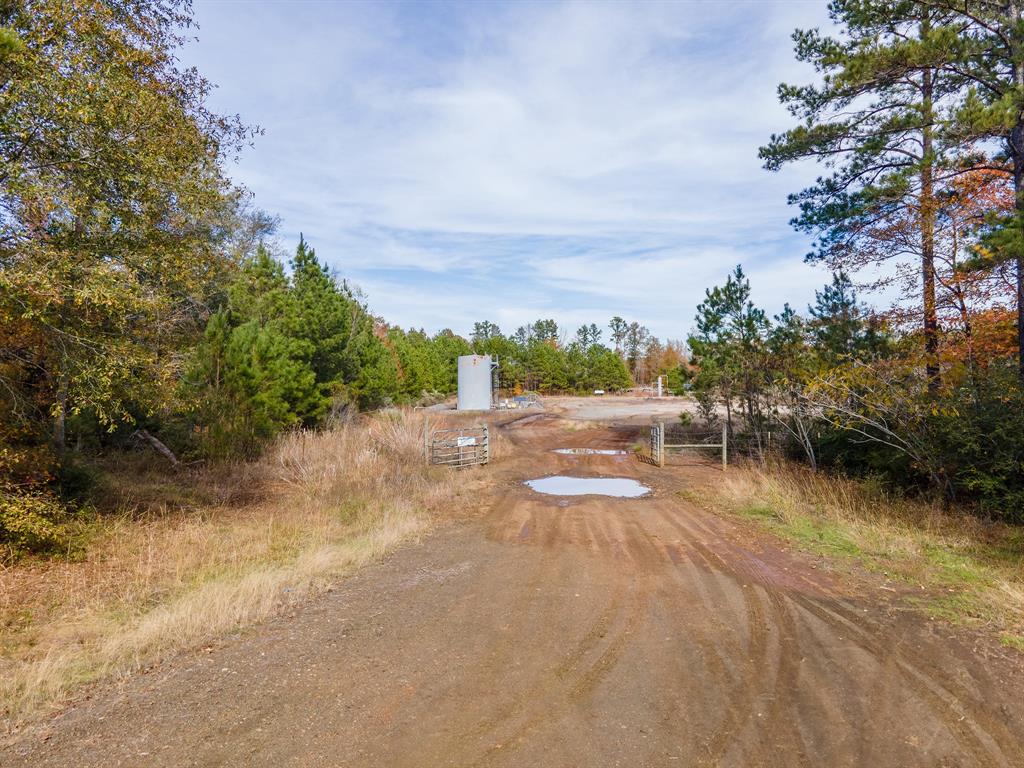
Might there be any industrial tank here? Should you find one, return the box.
[457,355,493,411]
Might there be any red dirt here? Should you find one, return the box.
[4,414,1023,767]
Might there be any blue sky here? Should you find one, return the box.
[183,0,833,341]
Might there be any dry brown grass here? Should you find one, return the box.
[0,409,479,731]
[714,463,1024,643]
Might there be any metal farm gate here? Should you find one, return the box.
[426,425,490,468]
[650,422,727,471]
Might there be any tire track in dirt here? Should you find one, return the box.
[484,420,1022,766]
[462,575,626,741]
[641,517,772,763]
[789,591,1016,765]
[6,417,1024,768]
[662,508,813,765]
[654,555,769,765]
[470,578,650,767]
[467,486,660,765]
[675,499,1016,766]
[684,512,831,759]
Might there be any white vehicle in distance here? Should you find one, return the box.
[593,389,605,396]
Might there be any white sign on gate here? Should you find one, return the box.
[457,436,477,447]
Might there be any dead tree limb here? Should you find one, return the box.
[132,429,180,467]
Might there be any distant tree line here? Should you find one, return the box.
[467,317,686,396]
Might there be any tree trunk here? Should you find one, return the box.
[724,393,733,440]
[920,55,940,391]
[52,383,66,458]
[948,224,976,373]
[1015,121,1024,379]
[1018,243,1024,380]
[956,289,975,372]
[1013,1,1024,380]
[745,388,764,463]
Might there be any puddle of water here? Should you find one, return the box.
[552,448,626,455]
[525,475,650,498]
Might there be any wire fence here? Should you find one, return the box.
[655,422,788,467]
[653,423,728,470]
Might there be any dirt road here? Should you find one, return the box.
[5,415,1023,767]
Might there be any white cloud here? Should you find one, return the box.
[187,0,837,338]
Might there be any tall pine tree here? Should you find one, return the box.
[761,0,965,388]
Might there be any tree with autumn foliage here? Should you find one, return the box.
[898,0,1024,376]
[760,0,976,388]
[932,171,1019,369]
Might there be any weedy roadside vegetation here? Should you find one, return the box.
[0,410,474,731]
[710,464,1024,647]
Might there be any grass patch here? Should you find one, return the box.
[0,410,480,731]
[710,464,1024,645]
[737,502,779,521]
[735,499,860,558]
[1001,634,1024,652]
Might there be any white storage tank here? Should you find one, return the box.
[457,355,493,411]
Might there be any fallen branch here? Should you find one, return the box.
[132,429,180,467]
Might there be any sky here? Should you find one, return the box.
[183,0,834,342]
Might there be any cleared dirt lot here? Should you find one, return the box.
[544,394,698,423]
[4,407,1023,767]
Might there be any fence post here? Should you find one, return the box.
[424,420,431,464]
[483,425,490,464]
[721,421,727,472]
[658,422,665,468]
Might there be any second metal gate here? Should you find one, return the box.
[426,425,490,468]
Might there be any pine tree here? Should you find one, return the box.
[531,319,560,344]
[624,322,652,381]
[586,345,632,391]
[471,321,501,343]
[688,266,771,449]
[760,0,965,388]
[347,314,400,410]
[221,320,322,444]
[575,323,602,347]
[527,341,569,392]
[808,271,888,364]
[431,330,472,392]
[188,245,328,452]
[608,317,628,354]
[227,246,293,328]
[289,236,353,386]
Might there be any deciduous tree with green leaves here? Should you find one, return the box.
[0,0,252,458]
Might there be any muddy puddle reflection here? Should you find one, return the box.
[552,448,626,455]
[525,475,650,498]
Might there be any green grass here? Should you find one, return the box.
[736,501,861,558]
[1000,634,1024,652]
[737,502,778,521]
[698,465,1024,648]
